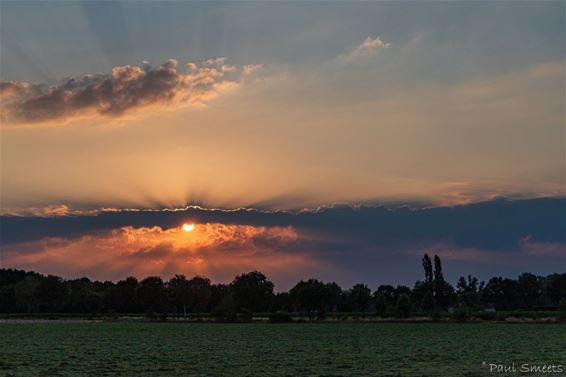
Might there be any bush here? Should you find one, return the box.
[269,311,293,323]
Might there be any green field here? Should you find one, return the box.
[1,322,564,377]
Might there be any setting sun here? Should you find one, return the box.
[182,223,195,232]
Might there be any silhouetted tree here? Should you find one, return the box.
[0,285,16,313]
[545,274,566,305]
[482,277,519,310]
[375,285,396,303]
[517,273,543,309]
[375,293,387,317]
[422,254,433,285]
[1,263,563,317]
[411,281,429,309]
[395,286,412,297]
[420,291,435,314]
[325,282,343,312]
[66,278,103,314]
[137,277,166,316]
[272,292,292,312]
[106,277,139,313]
[456,275,483,309]
[13,276,40,313]
[167,275,191,317]
[395,294,412,318]
[432,255,455,309]
[36,275,68,312]
[186,277,212,314]
[290,279,339,320]
[208,283,230,312]
[231,271,274,313]
[346,284,372,314]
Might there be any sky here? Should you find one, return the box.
[0,1,565,289]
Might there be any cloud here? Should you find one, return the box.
[340,36,391,62]
[2,197,564,248]
[0,57,257,125]
[0,223,316,288]
[1,197,564,288]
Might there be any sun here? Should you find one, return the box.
[182,223,195,232]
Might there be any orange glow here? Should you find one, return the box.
[1,223,318,287]
[182,223,195,232]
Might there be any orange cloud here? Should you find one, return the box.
[0,57,256,126]
[1,223,317,287]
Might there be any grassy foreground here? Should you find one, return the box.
[1,322,564,377]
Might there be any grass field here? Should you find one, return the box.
[1,322,564,377]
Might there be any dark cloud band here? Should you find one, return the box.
[1,197,564,252]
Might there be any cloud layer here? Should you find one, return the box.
[0,58,253,125]
[1,198,564,288]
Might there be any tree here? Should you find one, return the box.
[0,285,16,313]
[65,278,104,314]
[208,283,231,312]
[545,274,566,305]
[418,254,436,308]
[375,293,387,317]
[517,273,543,309]
[482,277,519,310]
[420,291,435,314]
[272,292,292,312]
[136,276,166,315]
[433,255,443,282]
[432,254,455,309]
[167,275,212,316]
[394,285,412,297]
[290,279,336,320]
[106,277,139,313]
[13,276,40,313]
[346,284,372,314]
[456,275,484,309]
[411,281,430,310]
[2,262,562,318]
[36,275,68,312]
[231,271,274,313]
[167,274,191,317]
[395,294,412,318]
[422,254,433,285]
[186,276,212,313]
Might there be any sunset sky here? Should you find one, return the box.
[1,1,564,289]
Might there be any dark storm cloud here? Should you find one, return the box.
[1,197,564,252]
[0,58,246,125]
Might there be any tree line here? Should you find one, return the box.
[1,254,565,319]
